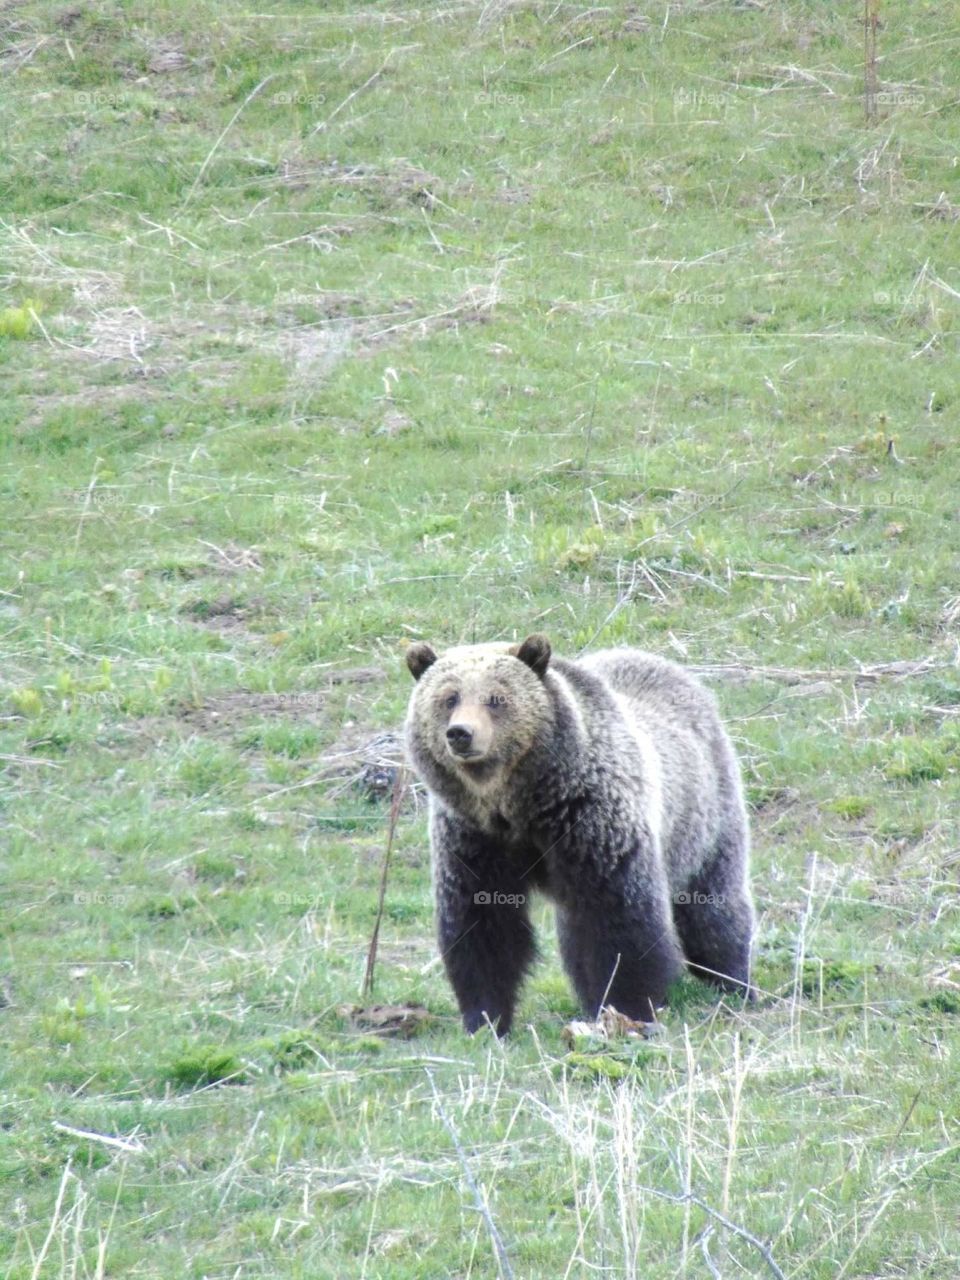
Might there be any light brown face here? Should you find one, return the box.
[406,636,552,777]
[434,675,509,763]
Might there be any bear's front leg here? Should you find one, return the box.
[432,811,535,1036]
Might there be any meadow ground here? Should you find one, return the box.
[1,1,959,1276]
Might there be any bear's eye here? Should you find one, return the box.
[484,694,507,710]
[444,692,460,711]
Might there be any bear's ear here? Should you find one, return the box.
[406,642,438,681]
[511,633,551,678]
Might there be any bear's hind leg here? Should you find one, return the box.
[557,899,684,1022]
[673,832,755,998]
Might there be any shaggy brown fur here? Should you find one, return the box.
[405,634,754,1035]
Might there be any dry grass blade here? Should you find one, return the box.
[426,1070,514,1280]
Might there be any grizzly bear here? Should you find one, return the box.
[404,634,754,1035]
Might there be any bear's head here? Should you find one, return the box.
[405,635,553,786]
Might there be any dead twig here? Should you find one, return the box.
[640,1185,786,1280]
[361,767,407,999]
[690,658,944,686]
[52,1122,145,1154]
[864,0,880,123]
[426,1069,515,1280]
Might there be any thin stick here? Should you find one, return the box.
[639,1185,787,1280]
[0,754,63,768]
[361,767,406,998]
[597,951,622,1014]
[887,1087,922,1151]
[689,658,941,686]
[864,0,880,123]
[426,1069,514,1280]
[51,1122,145,1154]
[699,1225,723,1280]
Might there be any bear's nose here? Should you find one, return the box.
[446,724,474,754]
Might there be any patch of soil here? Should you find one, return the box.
[145,41,189,74]
[202,542,264,576]
[178,690,326,732]
[175,670,387,735]
[356,285,499,354]
[83,307,154,365]
[180,593,264,632]
[748,785,801,824]
[278,158,446,204]
[19,383,158,433]
[275,325,353,377]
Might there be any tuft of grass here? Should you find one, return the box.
[0,302,39,339]
[164,1047,247,1089]
[801,958,875,997]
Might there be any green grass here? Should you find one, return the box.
[2,1,959,1276]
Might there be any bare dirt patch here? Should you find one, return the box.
[201,542,264,576]
[179,592,267,633]
[178,690,327,733]
[278,158,448,206]
[174,669,387,737]
[144,41,190,75]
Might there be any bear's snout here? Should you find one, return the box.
[445,723,476,756]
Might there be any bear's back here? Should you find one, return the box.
[578,648,718,736]
[574,647,743,877]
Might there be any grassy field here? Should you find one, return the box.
[2,0,959,1275]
